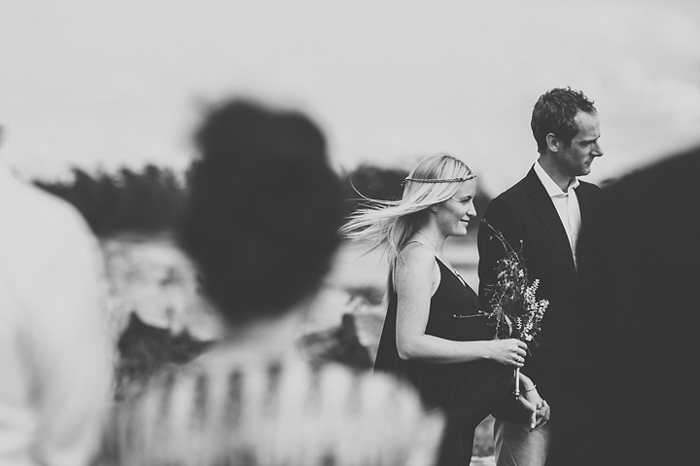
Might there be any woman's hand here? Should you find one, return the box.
[484,339,528,367]
[518,387,550,431]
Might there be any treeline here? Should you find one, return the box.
[34,165,188,237]
[34,164,491,239]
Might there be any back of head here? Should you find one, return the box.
[531,87,596,154]
[180,99,342,325]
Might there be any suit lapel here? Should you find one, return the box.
[525,169,577,276]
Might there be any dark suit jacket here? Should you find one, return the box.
[477,167,602,419]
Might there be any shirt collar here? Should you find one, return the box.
[533,161,579,197]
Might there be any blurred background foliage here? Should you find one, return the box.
[34,165,188,237]
[34,163,492,240]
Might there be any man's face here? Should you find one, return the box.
[558,111,603,177]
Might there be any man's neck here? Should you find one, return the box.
[537,157,574,192]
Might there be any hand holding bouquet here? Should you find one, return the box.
[482,220,549,399]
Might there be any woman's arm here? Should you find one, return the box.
[394,244,527,365]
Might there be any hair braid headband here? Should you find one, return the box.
[403,173,476,184]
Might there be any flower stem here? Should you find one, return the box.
[513,367,521,399]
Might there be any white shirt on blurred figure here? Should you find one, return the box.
[0,166,113,466]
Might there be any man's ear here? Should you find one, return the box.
[545,133,560,153]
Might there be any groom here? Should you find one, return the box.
[477,87,603,466]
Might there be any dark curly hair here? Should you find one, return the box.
[531,87,596,154]
[179,99,342,325]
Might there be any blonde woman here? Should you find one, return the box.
[343,154,546,466]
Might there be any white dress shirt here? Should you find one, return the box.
[0,166,113,466]
[533,162,582,268]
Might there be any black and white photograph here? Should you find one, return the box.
[0,2,698,465]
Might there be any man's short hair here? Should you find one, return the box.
[531,87,596,154]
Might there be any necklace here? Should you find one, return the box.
[416,231,467,287]
[417,231,439,253]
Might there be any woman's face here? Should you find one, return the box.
[433,179,477,238]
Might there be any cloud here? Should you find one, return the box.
[603,57,700,132]
[1,0,700,191]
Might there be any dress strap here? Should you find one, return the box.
[435,257,468,288]
[401,241,463,286]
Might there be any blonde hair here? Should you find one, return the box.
[341,153,475,265]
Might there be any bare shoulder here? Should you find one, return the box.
[395,242,439,284]
[398,242,435,266]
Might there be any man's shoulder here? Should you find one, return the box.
[486,174,531,212]
[497,176,529,199]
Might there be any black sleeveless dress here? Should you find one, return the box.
[374,258,513,466]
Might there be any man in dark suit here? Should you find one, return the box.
[477,87,603,466]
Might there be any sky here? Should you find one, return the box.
[0,0,698,195]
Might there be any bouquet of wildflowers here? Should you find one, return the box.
[482,220,549,398]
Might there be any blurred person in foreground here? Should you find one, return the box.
[96,100,444,466]
[561,146,700,466]
[477,87,603,466]
[0,130,113,465]
[343,153,547,466]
